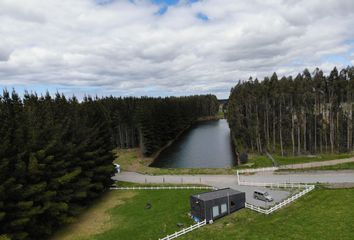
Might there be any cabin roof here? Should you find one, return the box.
[191,188,243,201]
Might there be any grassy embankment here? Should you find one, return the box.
[275,153,353,165]
[114,110,354,174]
[112,111,230,175]
[249,153,354,167]
[53,184,354,240]
[277,161,354,172]
[115,148,354,175]
[113,148,237,175]
[52,182,205,240]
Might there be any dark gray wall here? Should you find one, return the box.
[190,192,245,222]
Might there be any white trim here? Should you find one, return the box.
[237,169,315,214]
[245,185,315,214]
[158,219,207,240]
[110,186,217,190]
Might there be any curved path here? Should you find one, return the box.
[241,170,354,184]
[280,157,354,169]
[113,170,354,207]
[113,170,354,186]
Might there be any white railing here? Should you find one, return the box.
[238,181,308,189]
[237,167,279,174]
[245,203,268,214]
[158,219,207,240]
[245,184,315,215]
[110,186,216,190]
[237,168,315,215]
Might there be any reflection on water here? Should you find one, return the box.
[150,119,236,168]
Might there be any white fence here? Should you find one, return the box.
[110,186,216,190]
[236,167,279,184]
[245,184,315,215]
[237,167,279,174]
[237,168,315,215]
[245,203,268,214]
[159,219,207,240]
[238,181,309,189]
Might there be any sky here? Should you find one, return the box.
[1,0,354,99]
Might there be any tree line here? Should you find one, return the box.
[227,66,354,156]
[0,91,218,239]
[99,94,219,156]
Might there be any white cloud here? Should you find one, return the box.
[0,0,354,98]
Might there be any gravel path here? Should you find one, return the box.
[242,170,354,184]
[113,170,354,186]
[113,170,354,207]
[280,157,354,169]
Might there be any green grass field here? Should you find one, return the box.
[248,153,354,169]
[53,185,354,240]
[181,187,354,240]
[247,155,274,168]
[114,148,354,176]
[113,148,237,175]
[52,188,204,240]
[278,161,354,172]
[275,153,353,165]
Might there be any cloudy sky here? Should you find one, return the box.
[1,0,354,99]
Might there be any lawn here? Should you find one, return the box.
[180,187,354,240]
[278,161,354,172]
[53,185,354,240]
[247,154,274,168]
[275,153,354,166]
[52,184,205,240]
[248,153,354,168]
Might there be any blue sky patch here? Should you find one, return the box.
[95,0,114,5]
[152,0,179,5]
[156,5,168,15]
[152,0,199,6]
[324,54,352,66]
[197,12,209,21]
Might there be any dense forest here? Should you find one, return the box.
[228,66,354,156]
[0,91,218,240]
[100,94,219,156]
[0,91,115,240]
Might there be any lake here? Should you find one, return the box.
[150,119,236,168]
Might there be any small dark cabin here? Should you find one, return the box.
[190,188,245,222]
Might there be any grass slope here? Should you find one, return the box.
[278,161,354,172]
[52,187,205,240]
[53,186,354,240]
[114,148,354,175]
[181,188,354,240]
[275,153,353,165]
[114,148,237,175]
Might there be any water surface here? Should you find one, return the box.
[150,119,235,168]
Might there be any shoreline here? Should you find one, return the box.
[148,115,223,165]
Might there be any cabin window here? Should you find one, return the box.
[231,201,235,206]
[221,203,227,214]
[212,206,219,217]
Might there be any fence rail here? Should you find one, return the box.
[245,203,268,214]
[245,184,315,215]
[110,186,216,190]
[238,181,309,189]
[237,167,279,174]
[238,167,315,215]
[159,219,207,240]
